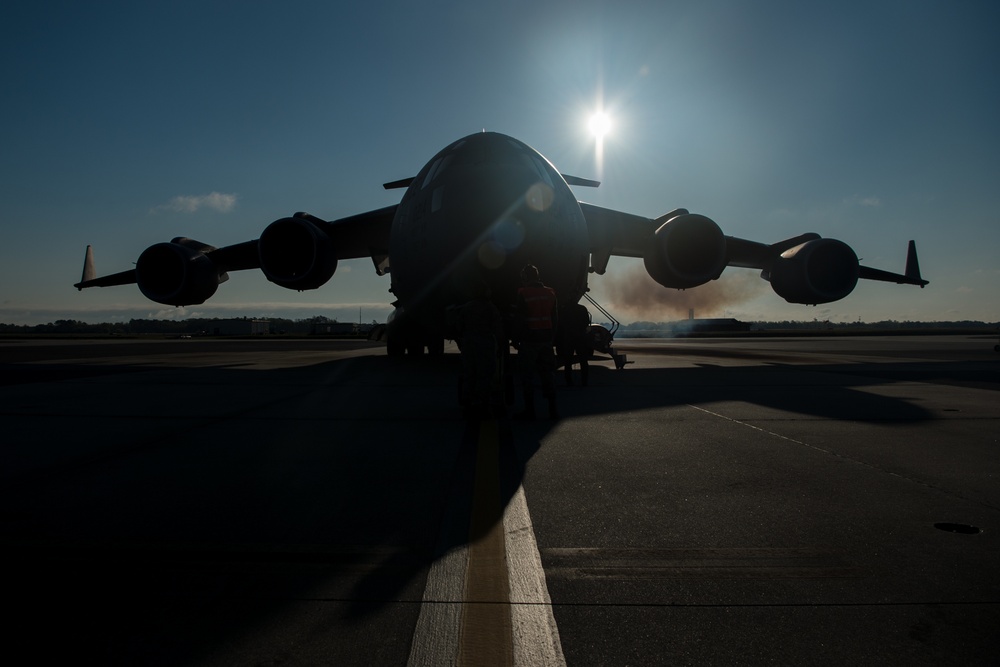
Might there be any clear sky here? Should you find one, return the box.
[2,0,998,325]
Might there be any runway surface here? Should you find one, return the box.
[2,334,998,665]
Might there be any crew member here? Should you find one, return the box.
[513,264,558,419]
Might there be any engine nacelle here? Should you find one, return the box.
[135,242,221,306]
[769,238,859,304]
[643,213,727,289]
[258,217,338,291]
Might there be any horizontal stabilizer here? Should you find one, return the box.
[562,174,600,188]
[383,177,414,190]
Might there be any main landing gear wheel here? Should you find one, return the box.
[387,321,444,357]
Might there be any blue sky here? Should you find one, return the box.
[2,0,998,325]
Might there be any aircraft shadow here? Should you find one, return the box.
[345,347,986,613]
[1,343,989,661]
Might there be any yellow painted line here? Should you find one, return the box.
[459,419,513,666]
[408,419,564,666]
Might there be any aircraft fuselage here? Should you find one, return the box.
[388,133,590,331]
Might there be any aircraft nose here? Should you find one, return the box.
[476,216,527,270]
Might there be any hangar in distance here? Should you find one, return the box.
[76,131,927,354]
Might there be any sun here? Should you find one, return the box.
[588,112,612,139]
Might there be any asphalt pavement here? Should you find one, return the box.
[2,334,998,665]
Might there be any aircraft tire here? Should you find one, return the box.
[387,335,405,357]
[428,336,445,356]
[386,321,406,357]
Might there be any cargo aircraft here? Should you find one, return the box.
[76,131,927,354]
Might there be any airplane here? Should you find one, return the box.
[75,131,927,355]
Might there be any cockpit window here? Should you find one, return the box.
[436,155,453,179]
[495,139,555,186]
[421,155,454,189]
[531,156,555,187]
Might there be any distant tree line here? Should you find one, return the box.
[613,319,999,337]
[750,320,999,331]
[2,316,996,337]
[0,315,370,336]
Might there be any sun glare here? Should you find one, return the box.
[587,110,612,179]
[588,112,612,139]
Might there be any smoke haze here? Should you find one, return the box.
[599,265,769,322]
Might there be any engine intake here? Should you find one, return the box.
[135,242,222,306]
[769,238,859,304]
[259,217,338,290]
[643,213,727,289]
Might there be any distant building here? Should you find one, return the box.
[311,321,357,336]
[672,318,751,334]
[310,321,379,336]
[211,319,270,335]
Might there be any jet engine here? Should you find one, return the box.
[643,213,727,289]
[258,217,338,290]
[135,240,223,306]
[768,238,859,304]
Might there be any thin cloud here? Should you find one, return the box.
[154,192,237,214]
[843,195,881,208]
[149,307,198,320]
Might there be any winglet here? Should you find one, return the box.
[857,240,929,287]
[905,240,923,287]
[79,245,96,289]
[74,246,138,290]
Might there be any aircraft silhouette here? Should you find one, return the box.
[76,132,927,354]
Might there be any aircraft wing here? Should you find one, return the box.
[314,204,396,262]
[75,205,398,303]
[724,235,926,286]
[579,202,663,274]
[580,202,926,304]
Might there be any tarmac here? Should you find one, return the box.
[2,334,998,665]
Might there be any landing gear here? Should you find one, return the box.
[386,318,445,357]
[386,325,406,357]
[427,336,445,356]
